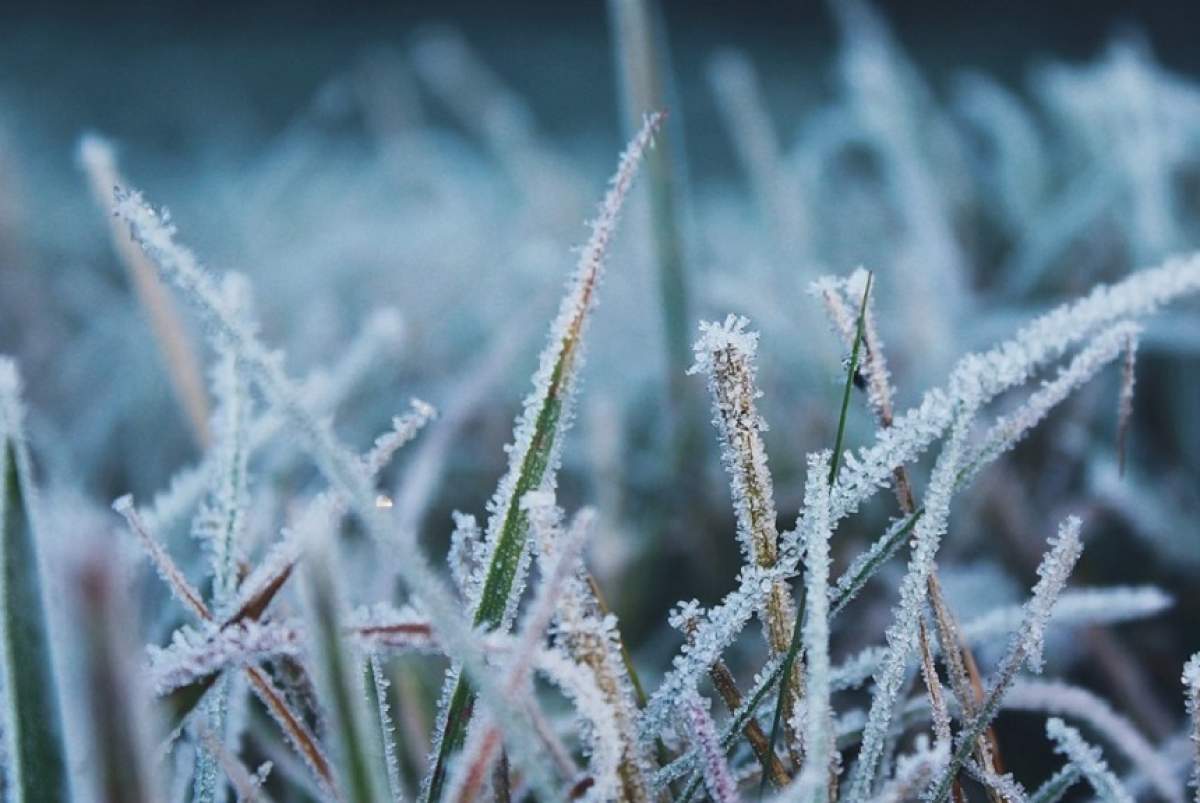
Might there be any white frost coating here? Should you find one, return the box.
[682,687,739,803]
[445,509,592,803]
[200,333,253,612]
[964,761,1027,803]
[639,561,779,745]
[967,322,1139,474]
[447,512,483,603]
[964,585,1170,645]
[361,398,437,477]
[814,268,896,426]
[865,736,947,803]
[688,314,780,568]
[1184,653,1200,803]
[797,450,834,801]
[473,111,662,633]
[369,655,404,803]
[142,306,404,534]
[1045,717,1134,803]
[113,182,559,797]
[149,621,301,695]
[113,494,213,622]
[847,411,970,801]
[1005,679,1180,803]
[924,516,1086,803]
[535,648,623,803]
[1020,516,1083,672]
[224,535,300,623]
[829,253,1200,527]
[689,313,796,672]
[525,495,654,799]
[832,586,1172,692]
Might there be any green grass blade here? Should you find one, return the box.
[304,545,385,803]
[423,113,662,803]
[759,273,872,797]
[607,0,691,405]
[0,364,69,803]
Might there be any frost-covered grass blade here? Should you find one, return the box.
[423,112,662,802]
[0,360,69,803]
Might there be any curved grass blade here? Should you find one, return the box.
[0,361,69,803]
[760,272,872,797]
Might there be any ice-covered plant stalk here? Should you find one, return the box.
[926,517,1085,803]
[689,315,795,660]
[77,134,211,447]
[1044,718,1134,803]
[424,111,663,802]
[0,359,69,803]
[526,496,654,801]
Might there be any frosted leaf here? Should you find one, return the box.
[203,338,253,609]
[640,562,780,745]
[832,586,1172,692]
[473,111,664,636]
[963,760,1027,803]
[1006,680,1180,803]
[967,322,1139,478]
[1020,516,1084,673]
[868,736,947,803]
[829,255,1200,527]
[223,535,300,625]
[361,398,437,477]
[681,688,738,803]
[923,516,1086,803]
[368,655,404,803]
[1116,334,1137,474]
[1044,717,1134,803]
[113,178,556,798]
[798,450,835,794]
[114,494,213,622]
[149,620,301,696]
[448,511,483,602]
[847,410,970,801]
[689,314,778,567]
[524,493,654,799]
[964,585,1170,643]
[1027,763,1081,803]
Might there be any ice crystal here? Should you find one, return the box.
[1045,717,1134,803]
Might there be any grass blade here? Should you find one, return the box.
[74,557,160,802]
[303,536,386,803]
[760,272,871,796]
[0,360,69,803]
[423,112,662,802]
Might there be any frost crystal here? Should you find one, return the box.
[682,688,738,803]
[848,411,969,801]
[1007,679,1180,803]
[149,621,301,695]
[689,314,779,569]
[830,254,1200,527]
[1020,517,1084,673]
[798,450,835,798]
[1045,717,1134,803]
